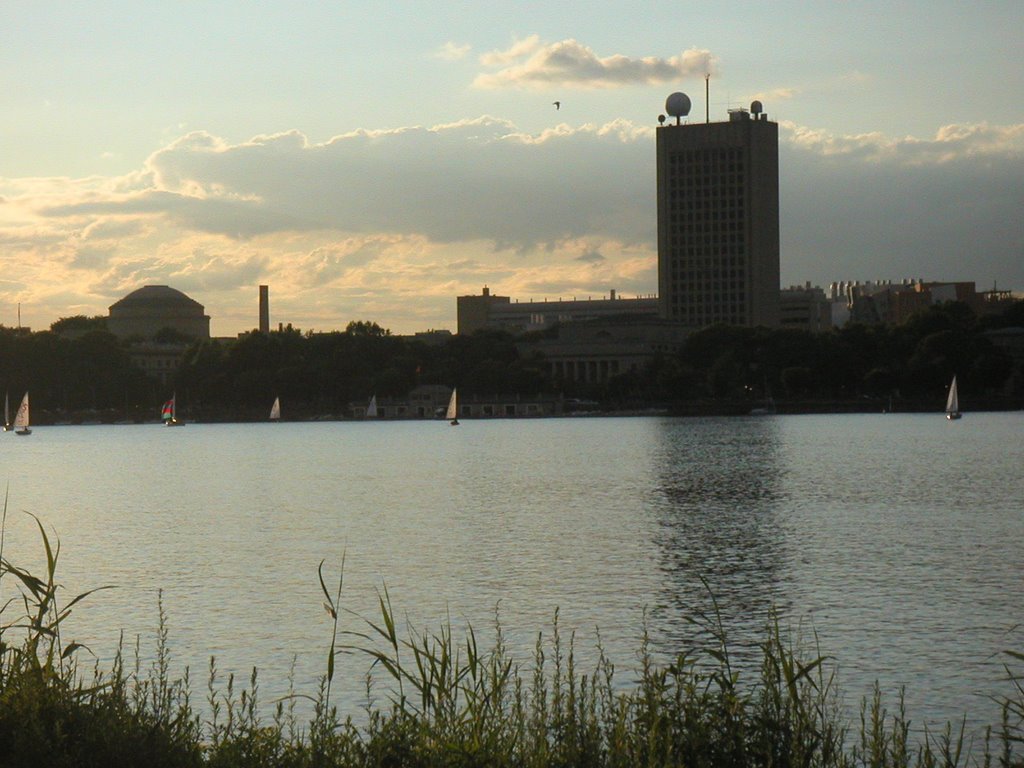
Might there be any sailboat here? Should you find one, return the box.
[446,388,459,426]
[162,393,184,426]
[945,376,962,420]
[13,391,31,435]
[270,396,281,421]
[365,395,377,418]
[3,391,10,431]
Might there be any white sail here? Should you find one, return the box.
[445,388,458,421]
[945,376,959,415]
[270,397,281,420]
[13,392,30,434]
[366,395,377,418]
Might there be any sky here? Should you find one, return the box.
[2,1,1022,336]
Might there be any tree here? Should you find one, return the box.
[50,315,108,336]
[345,320,390,337]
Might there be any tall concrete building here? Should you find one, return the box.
[656,93,780,327]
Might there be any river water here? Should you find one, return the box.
[0,413,1021,739]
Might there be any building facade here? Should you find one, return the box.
[826,279,1010,326]
[524,317,686,384]
[457,286,659,335]
[107,285,210,383]
[457,287,512,334]
[657,101,780,328]
[780,283,832,332]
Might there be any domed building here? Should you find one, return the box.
[108,285,211,385]
[107,285,210,341]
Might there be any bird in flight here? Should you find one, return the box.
[553,101,560,110]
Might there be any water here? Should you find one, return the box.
[0,413,1021,740]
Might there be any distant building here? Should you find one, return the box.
[524,316,687,384]
[826,279,1005,326]
[409,329,453,346]
[107,285,210,384]
[457,286,511,334]
[107,285,210,341]
[779,284,832,332]
[457,286,658,335]
[657,97,780,328]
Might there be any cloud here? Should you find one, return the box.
[784,120,1024,164]
[31,119,658,249]
[433,41,471,61]
[752,87,799,103]
[779,121,1024,288]
[474,38,714,90]
[576,249,606,264]
[2,114,1023,334]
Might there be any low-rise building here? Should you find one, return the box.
[826,279,1013,326]
[779,283,831,332]
[524,317,688,384]
[457,286,659,335]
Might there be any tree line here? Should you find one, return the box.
[2,300,1022,422]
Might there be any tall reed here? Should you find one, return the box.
[0,518,1021,767]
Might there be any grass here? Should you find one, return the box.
[1,513,1022,767]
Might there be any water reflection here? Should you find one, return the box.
[647,417,791,665]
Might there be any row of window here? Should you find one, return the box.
[671,290,747,302]
[667,189,745,203]
[670,270,748,282]
[669,148,744,166]
[670,242,747,255]
[669,176,746,190]
[667,225,749,237]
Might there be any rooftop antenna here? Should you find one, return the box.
[704,54,711,123]
[705,72,710,124]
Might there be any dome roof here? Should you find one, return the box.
[109,285,204,312]
[107,284,211,341]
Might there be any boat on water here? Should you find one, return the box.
[365,394,377,418]
[446,388,459,426]
[13,391,31,435]
[270,396,281,421]
[162,394,185,426]
[945,375,962,420]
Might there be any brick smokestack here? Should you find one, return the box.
[259,285,269,334]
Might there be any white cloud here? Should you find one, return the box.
[474,38,714,90]
[752,87,799,103]
[784,120,1024,164]
[1,115,1022,334]
[433,41,471,61]
[32,118,657,249]
[479,35,542,68]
